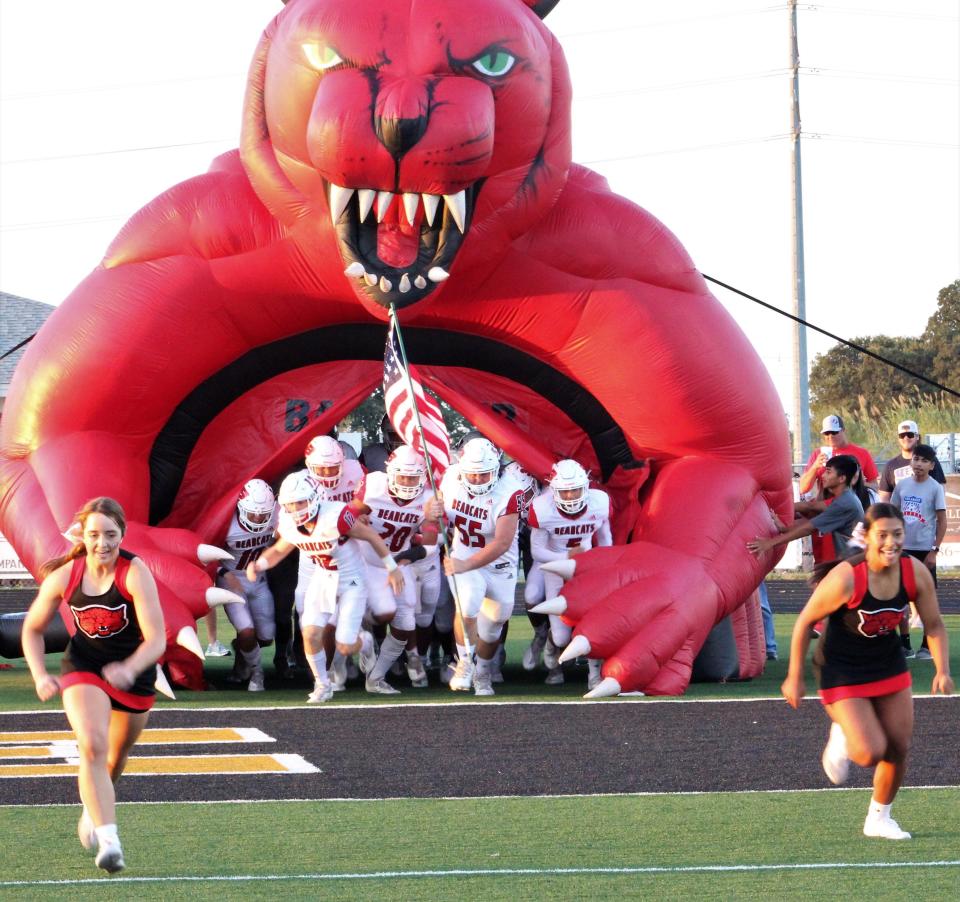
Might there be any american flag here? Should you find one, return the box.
[383,319,451,477]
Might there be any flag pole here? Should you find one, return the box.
[387,304,472,660]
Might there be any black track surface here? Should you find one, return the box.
[3,580,960,616]
[2,697,956,806]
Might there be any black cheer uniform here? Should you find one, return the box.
[60,550,155,712]
[817,556,916,704]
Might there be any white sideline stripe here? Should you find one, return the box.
[1,694,955,715]
[234,727,273,743]
[1,785,957,809]
[272,754,321,774]
[1,860,957,887]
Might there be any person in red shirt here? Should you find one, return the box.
[799,414,878,498]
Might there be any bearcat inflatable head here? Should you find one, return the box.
[242,0,571,315]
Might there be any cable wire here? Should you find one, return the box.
[702,274,959,397]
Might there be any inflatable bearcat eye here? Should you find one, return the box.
[0,0,792,693]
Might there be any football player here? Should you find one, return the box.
[352,445,442,692]
[217,479,278,691]
[248,472,402,703]
[301,435,366,687]
[527,459,612,688]
[359,413,404,473]
[438,437,522,696]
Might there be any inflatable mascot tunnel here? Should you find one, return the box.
[0,0,793,693]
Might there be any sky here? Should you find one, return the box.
[2,0,958,437]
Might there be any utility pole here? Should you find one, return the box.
[790,0,811,466]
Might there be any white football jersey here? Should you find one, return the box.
[219,510,278,575]
[527,489,612,560]
[440,465,522,568]
[355,470,431,567]
[277,500,364,580]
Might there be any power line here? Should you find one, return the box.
[0,72,245,103]
[1,138,234,167]
[583,133,791,164]
[4,274,955,397]
[703,274,959,397]
[555,4,788,39]
[1,214,126,233]
[574,70,790,102]
[800,4,960,22]
[806,133,959,150]
[801,66,958,87]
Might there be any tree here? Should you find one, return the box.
[923,279,960,391]
[341,387,472,445]
[809,334,935,412]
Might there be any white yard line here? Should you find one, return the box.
[1,860,957,888]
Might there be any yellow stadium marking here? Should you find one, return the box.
[0,747,59,759]
[0,753,318,778]
[0,728,272,746]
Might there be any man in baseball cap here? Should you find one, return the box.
[878,419,945,501]
[798,414,879,498]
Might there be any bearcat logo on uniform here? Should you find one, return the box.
[73,603,129,639]
[856,607,905,638]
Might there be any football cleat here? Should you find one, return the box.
[365,677,401,695]
[406,652,429,688]
[307,681,334,703]
[247,668,265,692]
[448,656,474,691]
[543,637,560,670]
[439,655,455,684]
[473,671,495,696]
[587,658,603,691]
[358,631,377,675]
[330,653,348,689]
[523,624,548,671]
[204,640,231,657]
[545,666,565,686]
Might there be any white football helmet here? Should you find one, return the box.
[550,459,590,514]
[387,445,427,500]
[305,435,344,490]
[278,471,321,526]
[236,479,276,533]
[459,438,501,496]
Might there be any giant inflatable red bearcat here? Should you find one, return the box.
[0,0,793,694]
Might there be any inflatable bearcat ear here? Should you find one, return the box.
[526,0,561,16]
[282,0,560,15]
